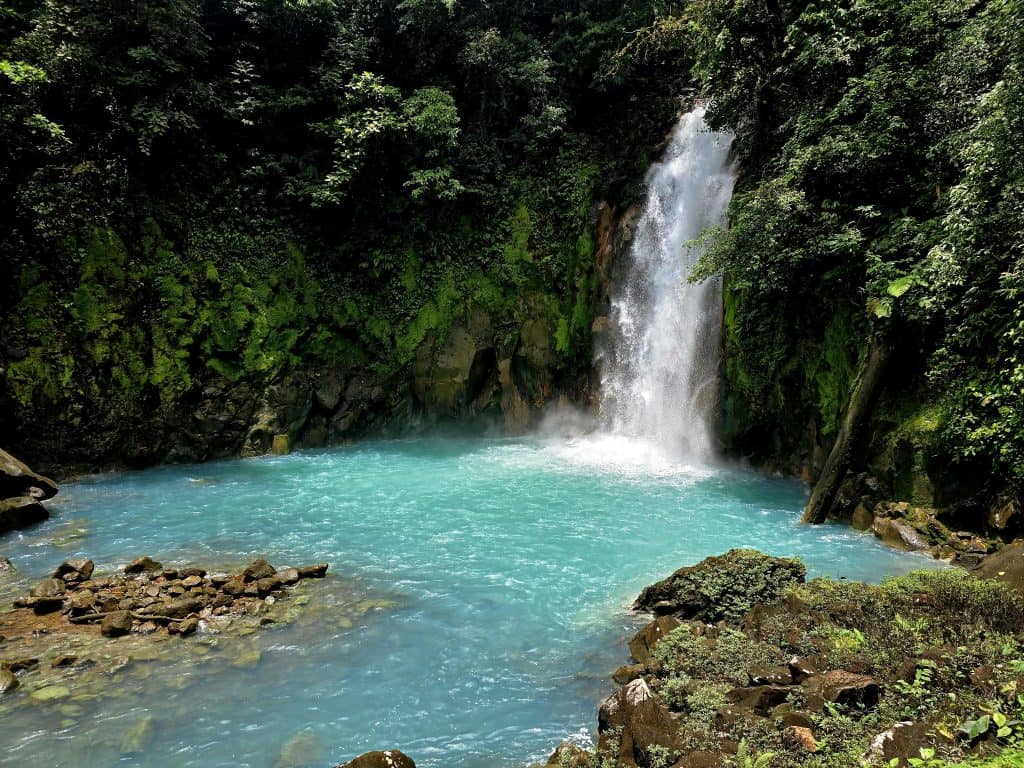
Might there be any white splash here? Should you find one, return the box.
[595,105,736,465]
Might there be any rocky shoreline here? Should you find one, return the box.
[529,549,1024,768]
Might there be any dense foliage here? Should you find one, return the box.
[667,0,1023,496]
[0,0,687,465]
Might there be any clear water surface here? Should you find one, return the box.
[0,436,935,767]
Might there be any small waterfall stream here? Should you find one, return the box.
[596,106,736,464]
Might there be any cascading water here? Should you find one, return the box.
[596,105,736,464]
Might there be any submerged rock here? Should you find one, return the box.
[336,750,415,768]
[120,714,157,755]
[273,728,322,768]
[634,549,806,622]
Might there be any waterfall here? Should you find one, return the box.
[596,106,736,464]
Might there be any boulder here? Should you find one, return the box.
[0,557,14,574]
[101,610,133,637]
[242,558,277,582]
[335,750,416,768]
[0,448,58,501]
[635,549,806,622]
[53,558,94,581]
[0,496,49,534]
[125,556,162,574]
[598,678,682,767]
[629,615,681,664]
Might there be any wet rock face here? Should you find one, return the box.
[335,750,416,768]
[634,548,806,622]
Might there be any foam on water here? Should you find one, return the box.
[1,437,934,767]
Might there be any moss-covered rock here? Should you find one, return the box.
[634,549,806,622]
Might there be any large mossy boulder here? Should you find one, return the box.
[634,549,806,622]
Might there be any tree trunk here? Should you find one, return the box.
[802,330,893,524]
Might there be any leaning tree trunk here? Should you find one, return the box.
[802,330,893,524]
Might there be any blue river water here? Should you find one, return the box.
[0,435,934,767]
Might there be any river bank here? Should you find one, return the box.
[533,549,1024,768]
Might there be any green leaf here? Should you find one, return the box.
[887,276,915,298]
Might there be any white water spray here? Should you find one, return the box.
[596,106,736,464]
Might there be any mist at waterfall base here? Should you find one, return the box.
[0,109,937,767]
[540,107,735,474]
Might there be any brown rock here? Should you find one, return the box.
[150,598,201,619]
[125,557,162,574]
[181,575,203,588]
[29,577,66,613]
[67,589,96,616]
[613,663,647,685]
[169,617,199,637]
[298,563,329,579]
[598,678,682,766]
[242,559,276,582]
[257,576,284,596]
[101,610,133,637]
[335,750,416,768]
[51,654,78,668]
[53,558,94,581]
[278,568,300,585]
[629,615,681,664]
[222,577,246,596]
